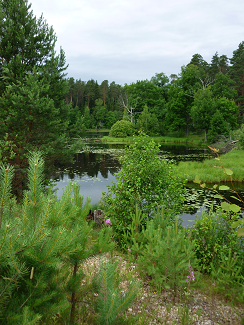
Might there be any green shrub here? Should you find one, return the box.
[109,120,135,138]
[101,134,185,248]
[188,209,244,276]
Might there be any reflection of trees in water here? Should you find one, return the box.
[54,143,210,181]
[54,152,121,180]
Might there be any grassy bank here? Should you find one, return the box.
[177,149,244,183]
[102,134,205,145]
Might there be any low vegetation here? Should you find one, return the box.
[177,149,244,182]
[102,134,205,145]
[1,135,243,324]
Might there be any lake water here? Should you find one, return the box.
[52,133,244,227]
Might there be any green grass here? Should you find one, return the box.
[101,135,135,143]
[102,134,206,145]
[177,149,244,183]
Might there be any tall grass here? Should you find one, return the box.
[177,149,244,182]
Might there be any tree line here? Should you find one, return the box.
[66,47,244,142]
[1,0,244,194]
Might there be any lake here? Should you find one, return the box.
[52,132,244,227]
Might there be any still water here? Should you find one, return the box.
[52,133,244,227]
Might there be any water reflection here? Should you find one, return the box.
[53,170,117,205]
[53,151,120,205]
[52,139,243,227]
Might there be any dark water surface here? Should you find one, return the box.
[52,134,244,227]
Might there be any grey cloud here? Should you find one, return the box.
[29,0,244,84]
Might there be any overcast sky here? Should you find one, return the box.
[29,0,244,86]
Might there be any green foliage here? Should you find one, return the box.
[232,124,244,149]
[0,164,15,229]
[189,209,243,274]
[166,85,189,135]
[0,0,75,192]
[191,88,215,140]
[210,248,244,301]
[193,146,244,235]
[0,134,16,164]
[123,79,168,131]
[68,106,85,137]
[105,111,117,129]
[229,41,244,123]
[0,152,115,324]
[214,96,238,130]
[64,45,242,139]
[209,53,229,78]
[122,206,148,254]
[109,120,135,138]
[150,72,169,88]
[83,106,92,129]
[207,110,230,143]
[101,134,185,247]
[188,54,209,74]
[212,72,237,100]
[136,105,160,135]
[127,209,196,303]
[94,259,139,325]
[95,98,107,127]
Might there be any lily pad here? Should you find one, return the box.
[214,194,222,199]
[219,185,230,191]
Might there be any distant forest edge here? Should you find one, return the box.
[65,46,244,143]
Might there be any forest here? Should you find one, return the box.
[65,47,244,143]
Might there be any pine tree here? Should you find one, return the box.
[131,211,196,304]
[0,152,114,324]
[0,0,73,193]
[95,260,139,325]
